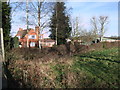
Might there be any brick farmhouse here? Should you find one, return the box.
[16,26,55,48]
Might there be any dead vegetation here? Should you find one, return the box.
[8,56,74,88]
[6,42,119,88]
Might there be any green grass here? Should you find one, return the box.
[71,48,119,88]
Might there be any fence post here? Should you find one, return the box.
[0,28,5,62]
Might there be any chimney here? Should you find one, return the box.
[19,28,23,31]
[35,26,39,34]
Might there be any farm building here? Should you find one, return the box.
[99,37,120,42]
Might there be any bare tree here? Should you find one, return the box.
[10,0,54,48]
[26,0,29,47]
[77,29,95,44]
[70,17,93,45]
[99,16,108,41]
[70,16,109,44]
[29,1,54,49]
[71,17,84,39]
[90,16,108,41]
[90,16,99,40]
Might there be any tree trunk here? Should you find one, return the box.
[26,0,29,48]
[38,1,42,49]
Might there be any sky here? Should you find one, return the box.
[10,1,118,38]
[66,2,118,37]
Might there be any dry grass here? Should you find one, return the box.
[8,56,75,88]
[6,42,119,88]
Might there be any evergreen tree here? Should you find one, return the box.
[0,1,2,28]
[2,2,11,51]
[49,2,71,45]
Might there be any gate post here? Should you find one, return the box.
[0,28,5,62]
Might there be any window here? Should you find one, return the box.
[29,35,36,39]
[30,42,35,47]
[32,35,35,38]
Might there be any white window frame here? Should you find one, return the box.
[28,35,36,39]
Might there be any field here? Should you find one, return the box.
[6,47,119,88]
[71,48,119,88]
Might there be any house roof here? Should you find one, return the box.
[16,30,27,38]
[16,28,34,38]
[24,28,34,31]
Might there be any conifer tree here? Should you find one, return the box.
[2,2,11,50]
[49,2,71,45]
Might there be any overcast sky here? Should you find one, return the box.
[10,1,118,37]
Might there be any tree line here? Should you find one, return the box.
[71,16,109,44]
[1,1,109,51]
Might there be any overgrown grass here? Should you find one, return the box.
[7,47,119,88]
